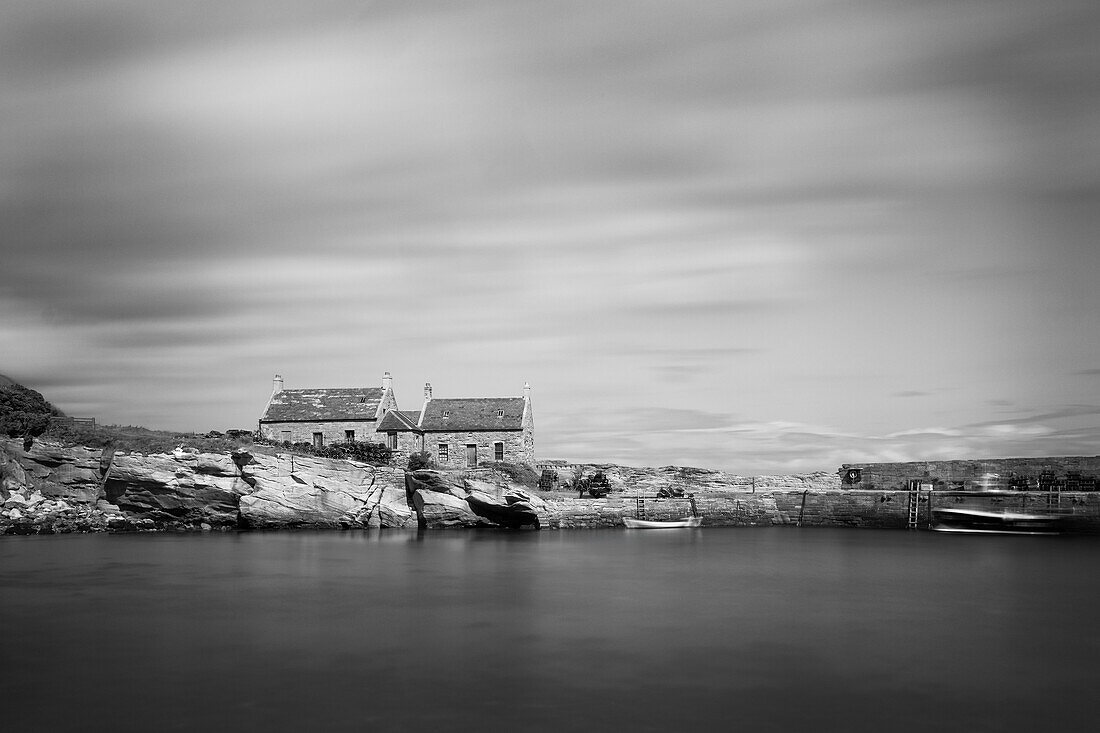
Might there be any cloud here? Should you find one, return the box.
[2,0,1099,468]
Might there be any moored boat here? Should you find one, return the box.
[622,516,702,529]
[932,507,1063,535]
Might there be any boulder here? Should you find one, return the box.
[3,491,27,506]
[466,490,541,528]
[463,473,549,527]
[411,488,485,528]
[405,470,485,527]
[405,470,547,528]
[405,469,467,499]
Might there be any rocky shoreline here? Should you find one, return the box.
[1,438,845,534]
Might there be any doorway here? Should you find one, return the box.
[466,444,477,468]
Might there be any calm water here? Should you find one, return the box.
[2,528,1099,732]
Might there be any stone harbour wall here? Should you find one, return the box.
[842,457,1100,491]
[544,490,1100,530]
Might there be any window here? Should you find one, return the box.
[281,430,292,443]
[497,409,504,417]
[387,432,397,449]
[494,442,504,461]
[345,430,355,442]
[438,443,449,461]
[312,432,324,448]
[443,410,450,418]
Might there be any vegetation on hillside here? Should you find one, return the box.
[43,422,256,454]
[0,380,63,447]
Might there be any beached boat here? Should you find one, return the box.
[932,507,1063,535]
[622,516,702,529]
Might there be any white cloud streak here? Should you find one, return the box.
[2,1,1099,471]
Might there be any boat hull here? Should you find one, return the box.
[622,517,702,529]
[931,508,1063,535]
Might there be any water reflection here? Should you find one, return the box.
[1,529,1098,731]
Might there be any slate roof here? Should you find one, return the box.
[377,410,422,432]
[419,398,525,432]
[260,388,384,422]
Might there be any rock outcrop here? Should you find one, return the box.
[1,440,106,503]
[1,439,417,532]
[238,451,413,529]
[2,437,848,534]
[105,451,247,526]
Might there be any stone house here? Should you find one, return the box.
[257,373,535,467]
[375,409,425,460]
[257,373,397,447]
[372,382,534,467]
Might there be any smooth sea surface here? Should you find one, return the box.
[3,528,1099,732]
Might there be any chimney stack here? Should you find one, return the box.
[382,371,393,391]
[273,374,284,394]
[424,382,433,401]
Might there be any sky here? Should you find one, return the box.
[2,0,1099,473]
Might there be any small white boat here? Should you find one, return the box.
[932,507,1062,535]
[622,516,702,529]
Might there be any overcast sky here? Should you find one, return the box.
[3,0,1099,473]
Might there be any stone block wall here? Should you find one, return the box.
[426,430,532,468]
[770,490,912,528]
[380,431,422,468]
[258,420,382,447]
[542,490,1100,530]
[840,457,1100,491]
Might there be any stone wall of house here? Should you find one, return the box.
[378,431,423,467]
[258,420,382,446]
[840,457,1100,491]
[426,430,532,468]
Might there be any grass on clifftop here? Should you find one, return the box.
[41,423,396,465]
[43,422,258,455]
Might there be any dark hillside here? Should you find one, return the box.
[0,375,62,445]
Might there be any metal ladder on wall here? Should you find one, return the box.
[1048,482,1062,512]
[907,488,920,529]
[635,497,645,520]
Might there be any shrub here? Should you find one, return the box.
[0,383,59,448]
[482,461,539,487]
[267,440,393,465]
[324,440,392,465]
[407,451,435,471]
